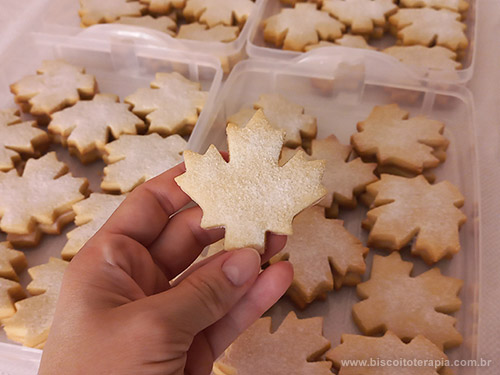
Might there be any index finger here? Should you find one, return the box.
[97,162,190,247]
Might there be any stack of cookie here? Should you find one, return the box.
[0,59,209,348]
[173,95,466,374]
[263,0,469,72]
[78,0,256,44]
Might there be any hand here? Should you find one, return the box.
[39,162,293,375]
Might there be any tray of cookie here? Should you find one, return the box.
[0,29,223,370]
[246,0,477,84]
[185,51,480,374]
[25,0,266,73]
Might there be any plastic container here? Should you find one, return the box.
[36,0,266,73]
[193,49,480,374]
[246,0,478,84]
[0,30,222,373]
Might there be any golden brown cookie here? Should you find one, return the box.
[0,242,27,281]
[175,110,326,253]
[177,23,239,42]
[353,252,463,350]
[214,312,332,375]
[3,258,68,348]
[10,60,97,118]
[140,0,185,15]
[48,94,145,163]
[270,206,368,308]
[114,15,177,35]
[125,72,207,136]
[383,45,461,71]
[183,0,255,27]
[351,104,449,175]
[363,174,466,264]
[263,3,345,51]
[400,0,469,13]
[327,331,448,375]
[0,108,49,172]
[227,94,317,148]
[0,278,26,321]
[61,194,127,260]
[79,0,146,26]
[0,152,88,237]
[322,0,398,34]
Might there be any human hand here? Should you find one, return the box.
[39,162,293,375]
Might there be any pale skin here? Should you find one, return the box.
[39,161,294,375]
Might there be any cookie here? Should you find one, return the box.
[79,0,146,26]
[183,0,255,28]
[177,23,240,42]
[353,252,463,349]
[3,258,68,348]
[10,60,97,120]
[227,94,317,148]
[351,104,449,175]
[114,15,177,35]
[48,94,145,163]
[327,331,447,374]
[322,0,398,34]
[213,312,332,375]
[0,278,25,321]
[0,242,27,281]
[0,108,49,172]
[363,174,466,264]
[140,0,185,15]
[0,152,88,236]
[125,72,207,136]
[288,135,377,215]
[389,8,468,51]
[263,3,345,51]
[270,206,368,308]
[383,45,462,71]
[6,211,76,248]
[61,194,126,260]
[175,110,326,253]
[400,0,469,13]
[101,133,186,193]
[305,34,377,51]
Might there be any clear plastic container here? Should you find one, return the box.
[246,0,478,84]
[0,30,222,373]
[36,0,266,73]
[193,49,480,374]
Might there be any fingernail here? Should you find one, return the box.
[222,248,261,287]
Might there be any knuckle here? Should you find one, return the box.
[183,274,229,319]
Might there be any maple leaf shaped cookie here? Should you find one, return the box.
[175,110,326,253]
[183,0,254,28]
[0,242,27,281]
[383,46,461,71]
[400,0,469,13]
[177,23,240,43]
[306,35,377,51]
[0,108,49,172]
[270,206,368,308]
[389,8,468,51]
[140,0,185,15]
[10,60,97,117]
[327,331,447,375]
[101,133,187,193]
[114,15,177,35]
[48,94,145,163]
[3,258,68,348]
[214,312,332,375]
[125,72,207,136]
[363,174,466,264]
[0,152,88,235]
[61,194,126,260]
[79,0,146,26]
[352,252,463,349]
[322,0,398,34]
[263,3,345,52]
[351,104,449,175]
[227,94,317,148]
[0,278,26,321]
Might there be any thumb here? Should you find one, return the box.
[158,248,261,336]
